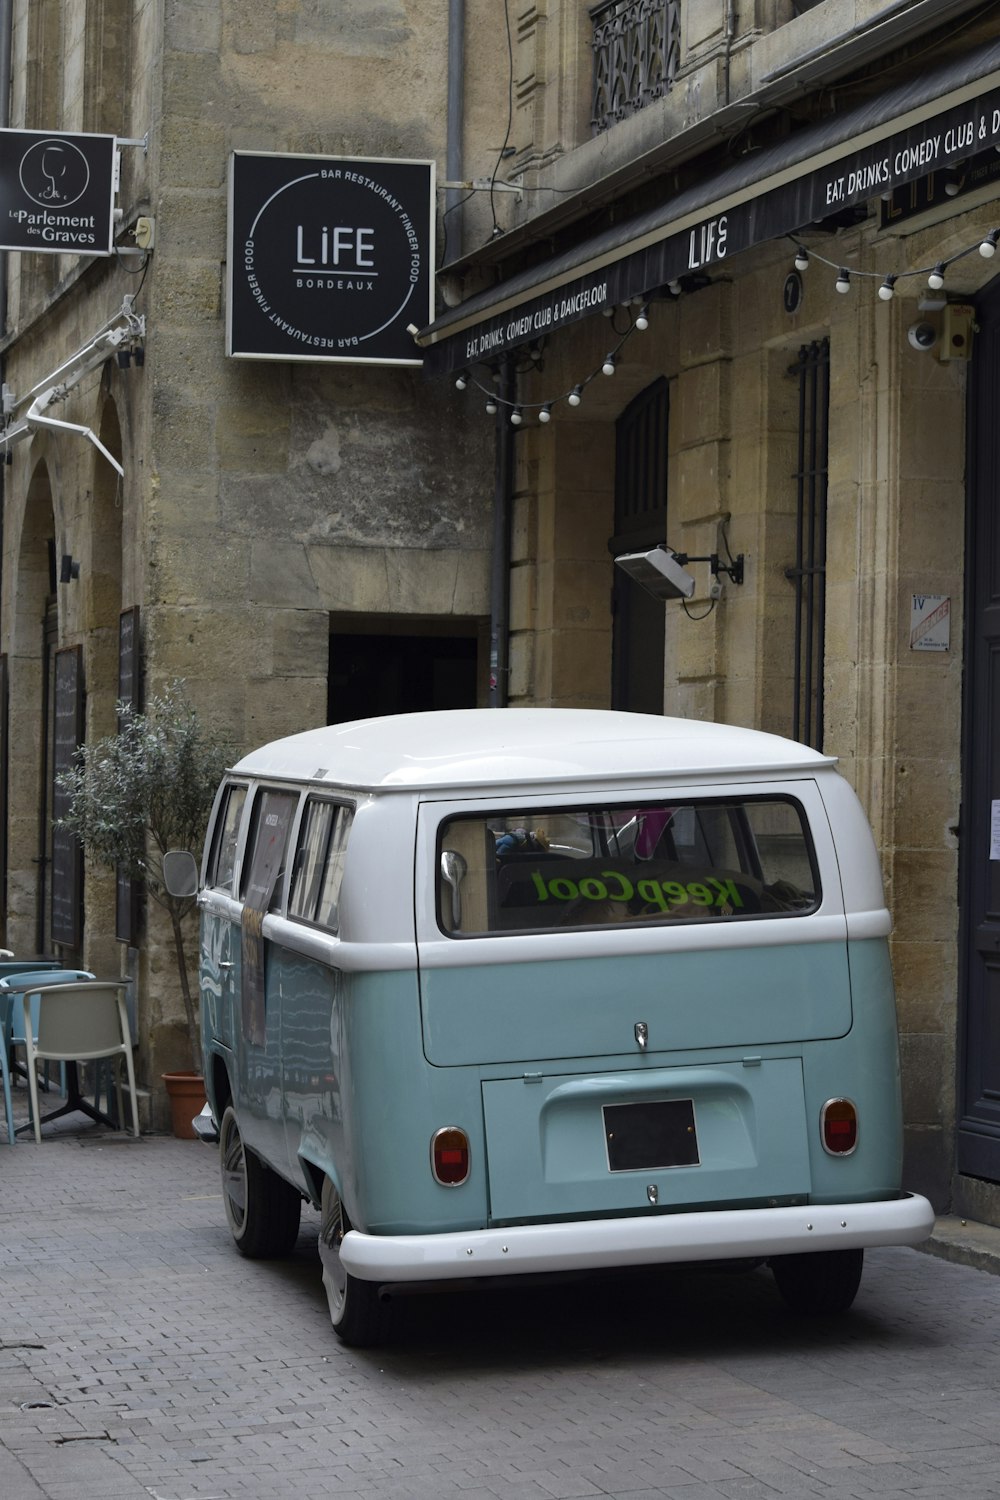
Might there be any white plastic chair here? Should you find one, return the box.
[22,982,139,1142]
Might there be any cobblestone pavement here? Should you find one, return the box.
[2,1117,1000,1500]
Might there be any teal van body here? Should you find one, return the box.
[189,708,933,1344]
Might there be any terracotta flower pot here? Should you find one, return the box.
[162,1070,207,1139]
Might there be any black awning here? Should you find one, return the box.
[418,39,1000,373]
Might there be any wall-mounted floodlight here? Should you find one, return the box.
[615,541,745,602]
[614,546,696,601]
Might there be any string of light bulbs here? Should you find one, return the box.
[453,299,654,426]
[788,226,1000,298]
[452,222,1000,427]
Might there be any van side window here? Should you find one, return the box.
[240,788,298,913]
[437,797,819,936]
[288,798,354,931]
[206,783,246,892]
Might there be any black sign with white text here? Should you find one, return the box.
[0,129,116,255]
[227,151,434,365]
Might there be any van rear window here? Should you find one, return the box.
[437,798,819,936]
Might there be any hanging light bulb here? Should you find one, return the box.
[455,370,468,390]
[667,279,682,295]
[485,396,498,415]
[980,230,1000,258]
[567,385,583,407]
[538,404,552,424]
[635,304,649,331]
[927,263,946,290]
[835,268,851,294]
[794,247,810,272]
[878,275,897,301]
[602,304,616,317]
[601,353,617,376]
[510,407,523,426]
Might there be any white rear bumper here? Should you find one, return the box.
[340,1193,935,1283]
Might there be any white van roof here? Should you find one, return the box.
[231,709,835,792]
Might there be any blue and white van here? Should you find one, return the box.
[181,708,933,1344]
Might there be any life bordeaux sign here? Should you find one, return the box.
[227,151,434,366]
[0,129,116,255]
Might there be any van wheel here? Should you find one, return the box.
[319,1177,391,1347]
[770,1247,864,1315]
[219,1105,301,1259]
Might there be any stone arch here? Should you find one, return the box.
[6,459,57,952]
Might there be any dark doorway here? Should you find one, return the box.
[328,620,480,724]
[609,378,669,714]
[958,273,1000,1181]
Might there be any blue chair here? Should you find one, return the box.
[2,969,95,1110]
[0,1010,13,1145]
[0,961,66,1145]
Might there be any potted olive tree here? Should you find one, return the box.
[56,683,230,1133]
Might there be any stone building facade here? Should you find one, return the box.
[0,0,998,1214]
[417,0,1000,1222]
[0,1,498,1118]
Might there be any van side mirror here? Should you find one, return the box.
[440,849,467,929]
[163,849,199,899]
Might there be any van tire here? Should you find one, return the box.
[770,1247,864,1315]
[219,1105,301,1259]
[319,1177,391,1347]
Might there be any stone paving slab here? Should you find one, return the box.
[3,1100,1000,1498]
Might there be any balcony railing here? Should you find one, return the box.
[591,0,681,135]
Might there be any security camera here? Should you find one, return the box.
[614,546,696,601]
[907,321,938,351]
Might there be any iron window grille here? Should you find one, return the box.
[591,0,681,135]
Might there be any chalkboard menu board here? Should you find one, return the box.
[116,607,141,941]
[51,646,84,948]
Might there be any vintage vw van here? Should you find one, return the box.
[184,708,933,1345]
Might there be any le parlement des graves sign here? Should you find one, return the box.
[227,151,434,366]
[0,129,116,254]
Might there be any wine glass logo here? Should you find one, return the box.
[19,139,90,208]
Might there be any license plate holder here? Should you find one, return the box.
[603,1098,699,1172]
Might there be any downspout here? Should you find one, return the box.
[450,0,510,706]
[488,358,515,708]
[723,0,736,108]
[0,0,11,605]
[444,0,465,266]
[0,0,12,934]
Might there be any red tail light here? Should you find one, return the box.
[821,1098,858,1155]
[431,1126,470,1185]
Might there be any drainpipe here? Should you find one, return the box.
[444,0,465,266]
[0,0,10,931]
[488,358,515,708]
[0,0,11,634]
[723,0,736,108]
